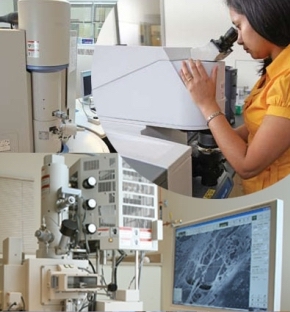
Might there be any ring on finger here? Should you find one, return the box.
[187,77,193,82]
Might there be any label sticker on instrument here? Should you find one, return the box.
[27,40,40,58]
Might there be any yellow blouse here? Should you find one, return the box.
[242,44,290,194]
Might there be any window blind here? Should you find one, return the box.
[0,176,37,254]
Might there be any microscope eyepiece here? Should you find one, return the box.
[223,27,238,45]
[211,27,238,53]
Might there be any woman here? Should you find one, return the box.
[180,0,290,195]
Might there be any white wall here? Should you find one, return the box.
[0,1,14,15]
[159,178,290,311]
[117,0,160,45]
[97,0,161,45]
[96,8,118,45]
[0,0,15,28]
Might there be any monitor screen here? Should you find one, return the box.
[80,70,92,99]
[172,199,283,311]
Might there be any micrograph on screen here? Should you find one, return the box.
[173,225,251,309]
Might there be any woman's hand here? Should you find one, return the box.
[180,59,218,114]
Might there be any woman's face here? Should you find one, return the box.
[229,7,281,60]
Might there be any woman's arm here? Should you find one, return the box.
[205,111,290,179]
[180,59,290,179]
[234,124,249,143]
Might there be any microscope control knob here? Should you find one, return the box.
[85,223,97,234]
[83,177,97,189]
[83,198,97,210]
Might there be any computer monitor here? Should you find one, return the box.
[172,199,283,312]
[80,70,92,100]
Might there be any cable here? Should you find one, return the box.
[101,267,108,287]
[75,214,81,248]
[89,259,96,274]
[78,303,89,312]
[116,250,127,266]
[78,293,95,312]
[78,292,96,312]
[78,99,90,119]
[7,302,16,311]
[78,98,97,119]
[80,206,91,256]
[128,251,145,289]
[77,266,92,274]
[78,298,89,312]
[113,250,127,288]
[76,124,103,138]
[21,296,26,311]
[89,102,97,115]
[138,251,145,287]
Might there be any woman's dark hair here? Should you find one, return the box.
[226,0,290,74]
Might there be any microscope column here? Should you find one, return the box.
[37,154,71,259]
[18,0,70,152]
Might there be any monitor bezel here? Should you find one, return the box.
[170,199,283,312]
[80,70,92,100]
